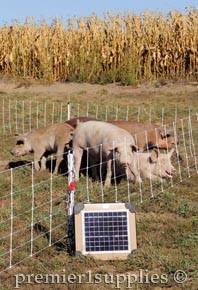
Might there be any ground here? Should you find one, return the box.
[0,77,198,290]
[0,78,198,105]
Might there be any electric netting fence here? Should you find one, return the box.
[0,100,198,273]
[0,99,197,134]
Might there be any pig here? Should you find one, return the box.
[102,148,177,183]
[72,120,142,187]
[65,117,177,152]
[108,120,177,152]
[130,148,177,182]
[11,123,74,174]
[66,117,95,129]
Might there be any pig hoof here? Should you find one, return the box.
[136,177,142,183]
[104,183,111,188]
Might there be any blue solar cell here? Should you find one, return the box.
[83,211,129,252]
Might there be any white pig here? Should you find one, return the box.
[132,148,177,181]
[72,120,142,187]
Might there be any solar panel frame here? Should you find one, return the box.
[82,209,130,254]
[74,203,137,260]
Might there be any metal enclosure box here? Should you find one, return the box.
[74,203,137,260]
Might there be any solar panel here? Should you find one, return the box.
[74,203,137,260]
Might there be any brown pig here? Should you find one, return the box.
[65,117,96,129]
[66,117,177,152]
[11,123,74,173]
[108,120,177,152]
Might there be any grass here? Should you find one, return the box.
[0,81,198,289]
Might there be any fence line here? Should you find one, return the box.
[1,98,197,134]
[71,114,198,204]
[0,151,71,274]
[0,108,198,274]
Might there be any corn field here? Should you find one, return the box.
[0,9,198,83]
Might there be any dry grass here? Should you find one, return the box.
[0,9,198,83]
[0,81,198,289]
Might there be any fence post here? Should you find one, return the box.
[9,168,13,268]
[2,99,5,133]
[67,149,76,254]
[67,102,71,120]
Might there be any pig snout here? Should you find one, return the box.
[165,166,177,178]
[11,148,23,157]
[158,136,178,149]
[168,135,180,147]
[11,148,18,156]
[170,137,178,146]
[11,146,28,157]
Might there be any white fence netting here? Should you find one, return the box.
[0,153,71,273]
[0,98,197,134]
[72,114,198,204]
[0,99,198,273]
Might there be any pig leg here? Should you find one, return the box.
[104,158,112,187]
[53,146,64,174]
[54,157,62,174]
[40,156,47,171]
[34,161,40,171]
[74,147,84,181]
[128,162,142,183]
[34,150,45,171]
[134,169,142,183]
[89,157,98,181]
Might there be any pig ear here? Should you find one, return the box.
[131,145,138,152]
[14,132,29,141]
[149,149,159,163]
[22,132,29,138]
[109,147,119,154]
[160,127,170,138]
[114,147,119,153]
[14,133,24,140]
[70,131,74,138]
[168,148,175,157]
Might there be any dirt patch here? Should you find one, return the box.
[0,78,198,105]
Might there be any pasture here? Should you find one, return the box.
[0,79,198,290]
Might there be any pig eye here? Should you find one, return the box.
[16,140,24,145]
